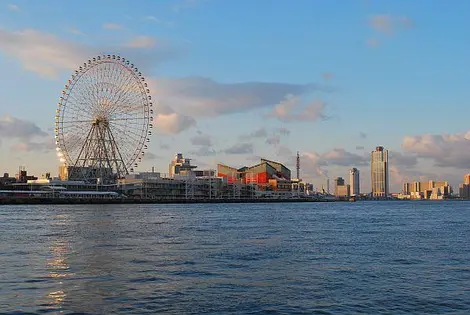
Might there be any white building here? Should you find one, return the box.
[349,168,360,196]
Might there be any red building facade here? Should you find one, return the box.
[217,158,291,185]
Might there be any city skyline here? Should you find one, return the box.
[0,0,469,192]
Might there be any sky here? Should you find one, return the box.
[0,0,469,192]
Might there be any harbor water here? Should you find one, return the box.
[1,201,469,314]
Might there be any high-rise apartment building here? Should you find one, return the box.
[349,168,360,196]
[371,146,389,197]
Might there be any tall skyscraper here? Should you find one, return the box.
[371,146,389,197]
[349,168,360,196]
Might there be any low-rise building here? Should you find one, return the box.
[402,180,451,200]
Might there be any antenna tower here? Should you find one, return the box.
[296,151,300,180]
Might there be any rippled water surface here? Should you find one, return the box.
[1,201,470,314]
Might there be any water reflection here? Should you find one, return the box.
[2,203,470,314]
[44,214,72,311]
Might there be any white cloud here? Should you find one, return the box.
[268,94,328,122]
[402,131,470,168]
[0,28,182,78]
[103,23,123,30]
[0,28,89,78]
[0,115,54,154]
[153,112,196,134]
[126,36,157,48]
[0,115,48,139]
[322,148,368,167]
[11,139,55,153]
[7,4,19,11]
[147,77,322,117]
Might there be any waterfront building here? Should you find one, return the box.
[169,153,197,177]
[459,174,470,199]
[334,176,350,198]
[349,168,360,196]
[402,180,451,200]
[371,146,389,198]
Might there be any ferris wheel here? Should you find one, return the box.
[54,54,153,183]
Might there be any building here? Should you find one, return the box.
[459,174,470,199]
[402,180,451,200]
[334,176,350,198]
[58,165,114,183]
[217,158,291,191]
[169,153,197,177]
[465,174,470,185]
[349,168,360,196]
[371,146,389,198]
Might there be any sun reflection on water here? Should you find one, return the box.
[45,214,73,310]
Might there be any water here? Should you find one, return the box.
[1,201,470,314]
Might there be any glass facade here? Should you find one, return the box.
[371,147,389,197]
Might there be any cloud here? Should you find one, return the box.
[240,128,268,140]
[265,135,280,146]
[224,143,253,155]
[389,151,417,167]
[143,152,160,160]
[103,23,123,30]
[190,134,212,146]
[0,115,54,154]
[277,145,293,157]
[0,115,48,139]
[190,146,216,157]
[322,148,368,167]
[0,28,89,78]
[68,28,84,36]
[160,143,170,150]
[0,28,182,78]
[274,127,290,136]
[126,36,157,48]
[148,77,323,117]
[152,105,196,134]
[297,148,369,180]
[402,131,470,169]
[369,15,414,34]
[7,4,19,11]
[11,139,56,153]
[267,95,328,123]
[299,152,329,178]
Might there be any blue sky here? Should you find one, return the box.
[0,0,469,192]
